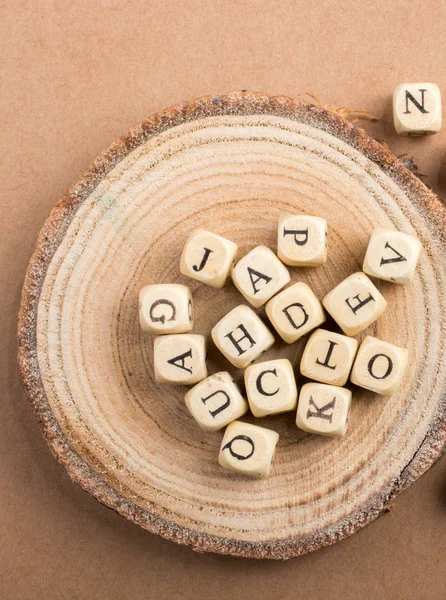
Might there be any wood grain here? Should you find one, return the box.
[17,91,446,559]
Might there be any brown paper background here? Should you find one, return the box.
[1,1,445,598]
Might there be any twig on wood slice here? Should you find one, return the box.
[302,92,378,123]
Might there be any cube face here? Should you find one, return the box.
[180,229,238,289]
[296,383,352,437]
[322,272,387,336]
[350,336,409,395]
[184,372,249,432]
[139,284,193,334]
[277,214,327,267]
[218,421,279,478]
[300,329,358,387]
[244,359,298,417]
[393,83,442,136]
[211,305,275,369]
[265,282,325,343]
[154,334,207,385]
[231,245,290,308]
[363,229,422,284]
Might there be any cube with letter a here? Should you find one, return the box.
[231,246,290,308]
[154,334,207,385]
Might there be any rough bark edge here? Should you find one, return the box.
[17,91,446,560]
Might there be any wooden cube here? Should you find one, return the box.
[296,382,352,437]
[139,284,193,334]
[211,305,275,368]
[393,83,441,136]
[350,336,409,395]
[277,214,327,266]
[322,272,387,336]
[180,229,238,288]
[300,329,358,387]
[218,421,279,478]
[154,334,207,385]
[244,359,298,417]
[363,228,422,284]
[231,245,290,308]
[184,372,248,432]
[265,281,325,343]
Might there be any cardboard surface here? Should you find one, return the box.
[1,1,445,598]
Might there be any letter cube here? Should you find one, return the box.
[154,334,207,385]
[231,245,290,308]
[218,421,279,479]
[139,284,193,334]
[244,359,298,417]
[296,382,352,437]
[362,228,422,284]
[322,272,387,337]
[180,229,238,288]
[211,305,275,369]
[300,329,358,387]
[184,372,249,432]
[350,336,409,396]
[265,281,325,343]
[277,214,327,267]
[393,83,441,136]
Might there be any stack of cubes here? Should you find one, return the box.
[139,217,421,479]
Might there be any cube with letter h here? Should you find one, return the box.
[184,372,249,432]
[211,305,275,368]
[277,214,327,267]
[393,83,442,136]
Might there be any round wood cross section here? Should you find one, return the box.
[18,92,446,559]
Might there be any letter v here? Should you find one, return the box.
[380,241,407,266]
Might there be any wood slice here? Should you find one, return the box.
[18,91,446,560]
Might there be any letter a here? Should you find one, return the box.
[247,267,272,294]
[167,348,193,373]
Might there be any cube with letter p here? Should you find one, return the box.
[277,214,327,267]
